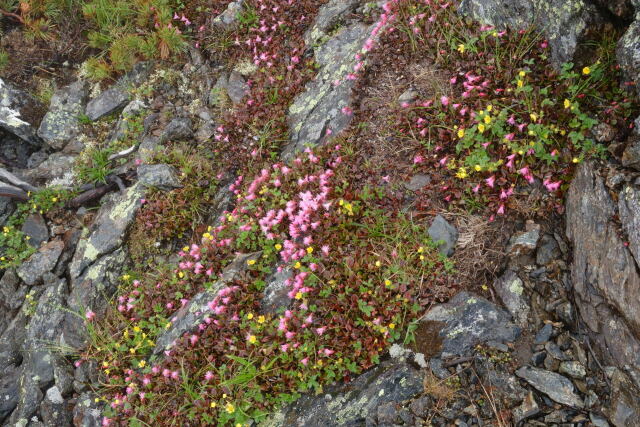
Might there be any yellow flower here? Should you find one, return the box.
[419,255,425,260]
[294,261,302,269]
[178,271,184,278]
[375,260,381,267]
[457,128,465,138]
[133,326,141,332]
[225,403,235,414]
[389,323,396,329]
[306,246,313,254]
[102,361,109,367]
[247,313,254,320]
[138,360,146,368]
[457,43,465,53]
[519,70,526,77]
[486,104,493,112]
[484,115,491,124]
[122,274,130,281]
[582,66,591,75]
[530,113,538,122]
[455,168,468,179]
[210,402,217,408]
[257,315,266,324]
[474,165,482,172]
[248,335,257,344]
[295,292,303,300]
[384,279,392,287]
[51,197,58,202]
[417,246,424,253]
[275,243,282,250]
[517,80,523,88]
[478,123,486,133]
[182,246,189,252]
[129,348,136,354]
[247,259,256,266]
[572,157,580,163]
[564,99,571,109]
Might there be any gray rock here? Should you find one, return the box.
[21,214,49,248]
[261,361,424,426]
[138,135,160,162]
[621,135,640,170]
[0,78,43,147]
[161,117,193,142]
[109,100,147,143]
[507,225,540,257]
[592,122,617,143]
[0,368,20,423]
[37,80,88,150]
[261,268,292,314]
[545,341,571,361]
[428,215,458,257]
[493,270,529,327]
[72,392,103,427]
[512,392,540,425]
[0,196,15,227]
[404,174,431,192]
[420,292,520,357]
[377,401,399,424]
[0,269,26,315]
[16,241,64,286]
[559,361,586,379]
[515,366,584,408]
[605,368,640,426]
[590,412,611,427]
[52,356,74,397]
[22,153,76,185]
[566,162,640,368]
[618,21,640,99]
[27,151,48,169]
[153,252,261,356]
[40,386,71,426]
[226,71,249,104]
[535,324,554,344]
[137,164,182,191]
[6,375,42,426]
[303,0,360,46]
[283,22,372,157]
[398,88,418,105]
[211,0,244,29]
[409,396,433,418]
[536,234,561,265]
[458,0,604,67]
[85,62,151,121]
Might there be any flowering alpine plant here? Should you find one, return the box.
[88,141,451,425]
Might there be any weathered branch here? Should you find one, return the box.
[67,182,117,208]
[0,9,24,24]
[0,167,38,193]
[0,183,29,201]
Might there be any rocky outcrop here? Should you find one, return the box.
[85,62,152,121]
[37,80,88,151]
[566,162,640,369]
[283,9,372,157]
[458,0,605,66]
[262,360,424,427]
[0,78,43,147]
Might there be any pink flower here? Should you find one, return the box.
[280,344,289,352]
[301,357,309,366]
[485,176,495,188]
[85,310,95,321]
[316,326,326,335]
[204,371,213,381]
[440,96,449,106]
[341,106,353,115]
[413,154,424,164]
[497,204,505,215]
[543,179,562,192]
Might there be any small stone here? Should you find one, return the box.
[515,366,584,408]
[513,392,540,425]
[589,412,611,427]
[226,71,249,104]
[161,117,193,142]
[544,354,560,371]
[398,88,418,105]
[137,164,182,191]
[37,80,88,150]
[211,0,244,29]
[536,234,561,265]
[591,123,616,143]
[507,226,540,257]
[404,174,431,192]
[531,351,546,367]
[493,270,529,327]
[430,357,450,380]
[622,135,640,171]
[20,214,48,248]
[377,401,399,424]
[534,324,553,344]
[16,241,64,286]
[428,215,458,257]
[545,342,571,361]
[409,396,433,418]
